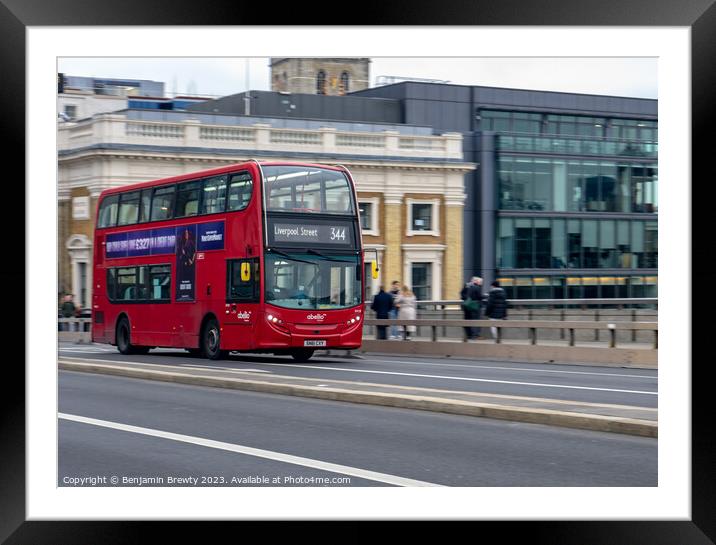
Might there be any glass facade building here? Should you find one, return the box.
[351,83,657,299]
[479,109,657,298]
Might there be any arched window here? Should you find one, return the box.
[340,71,350,95]
[316,70,326,95]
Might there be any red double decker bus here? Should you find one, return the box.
[91,161,366,362]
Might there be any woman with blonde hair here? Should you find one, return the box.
[395,285,417,340]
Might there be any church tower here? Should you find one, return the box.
[270,58,370,95]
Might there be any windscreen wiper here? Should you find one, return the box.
[306,249,355,263]
[267,248,318,267]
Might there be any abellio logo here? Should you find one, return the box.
[306,313,326,321]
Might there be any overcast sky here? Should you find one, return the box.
[57,57,657,99]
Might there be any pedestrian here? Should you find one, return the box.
[60,294,77,331]
[395,285,417,340]
[388,280,401,339]
[460,276,483,340]
[371,285,394,340]
[485,280,508,339]
[459,282,471,340]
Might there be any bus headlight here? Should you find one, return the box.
[266,313,289,333]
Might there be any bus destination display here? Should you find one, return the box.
[268,220,354,248]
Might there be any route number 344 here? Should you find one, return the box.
[330,227,346,241]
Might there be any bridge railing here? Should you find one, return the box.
[394,298,657,343]
[58,298,658,346]
[58,318,92,332]
[363,318,658,349]
[416,297,658,310]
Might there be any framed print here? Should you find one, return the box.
[4,0,711,541]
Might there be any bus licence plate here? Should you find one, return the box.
[304,340,326,347]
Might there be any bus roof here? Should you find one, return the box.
[97,161,348,198]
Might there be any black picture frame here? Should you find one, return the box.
[4,0,710,542]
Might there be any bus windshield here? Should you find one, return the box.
[263,165,355,215]
[264,251,362,310]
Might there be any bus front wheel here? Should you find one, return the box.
[202,318,227,360]
[290,349,314,362]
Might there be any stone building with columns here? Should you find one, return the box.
[58,108,473,308]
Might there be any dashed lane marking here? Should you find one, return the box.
[357,357,657,380]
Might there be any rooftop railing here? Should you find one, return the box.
[58,114,465,161]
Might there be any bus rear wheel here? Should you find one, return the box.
[290,348,314,362]
[201,318,227,360]
[116,317,149,355]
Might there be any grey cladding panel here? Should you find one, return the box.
[606,97,621,114]
[321,98,341,120]
[375,101,403,123]
[353,85,406,100]
[560,94,579,110]
[443,85,471,103]
[405,83,432,100]
[463,133,477,155]
[581,96,598,112]
[438,102,470,132]
[404,100,425,125]
[481,88,499,104]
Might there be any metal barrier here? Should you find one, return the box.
[57,308,659,350]
[58,318,92,343]
[58,318,92,332]
[409,298,657,343]
[363,318,658,349]
[56,316,657,366]
[417,297,658,309]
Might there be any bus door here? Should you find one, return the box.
[144,264,173,346]
[225,258,260,350]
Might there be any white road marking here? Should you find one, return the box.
[356,357,657,380]
[58,413,442,487]
[57,355,656,395]
[59,357,273,374]
[59,357,151,366]
[180,364,272,373]
[58,347,117,353]
[248,362,658,396]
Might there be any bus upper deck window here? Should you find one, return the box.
[117,191,140,226]
[97,195,119,228]
[175,181,201,218]
[201,175,227,214]
[227,172,253,211]
[151,186,175,221]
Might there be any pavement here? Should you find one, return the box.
[58,355,657,438]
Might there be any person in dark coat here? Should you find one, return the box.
[485,280,508,339]
[460,276,483,339]
[459,282,471,339]
[60,293,78,331]
[371,286,394,340]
